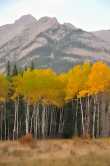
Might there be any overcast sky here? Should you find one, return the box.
[0,0,110,31]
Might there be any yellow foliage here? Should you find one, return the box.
[0,74,8,102]
[12,68,65,107]
[78,90,89,98]
[87,61,110,95]
[8,61,110,105]
[66,62,91,101]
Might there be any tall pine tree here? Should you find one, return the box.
[12,64,18,76]
[7,61,11,77]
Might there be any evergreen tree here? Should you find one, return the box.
[6,61,11,77]
[12,64,18,76]
[24,65,28,71]
[30,61,34,70]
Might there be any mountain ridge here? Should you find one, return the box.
[0,14,110,73]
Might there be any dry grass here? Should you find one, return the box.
[0,138,110,166]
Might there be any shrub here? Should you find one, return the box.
[19,133,33,145]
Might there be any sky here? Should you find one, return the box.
[0,0,110,31]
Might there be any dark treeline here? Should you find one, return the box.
[0,61,110,140]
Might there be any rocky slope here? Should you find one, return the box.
[0,14,110,72]
[93,30,110,43]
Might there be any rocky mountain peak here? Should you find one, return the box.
[15,14,37,26]
[38,16,60,29]
[39,16,58,24]
[63,23,77,30]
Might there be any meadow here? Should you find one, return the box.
[0,138,110,166]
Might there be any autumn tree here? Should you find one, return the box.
[0,74,9,139]
[0,61,110,140]
[87,61,110,137]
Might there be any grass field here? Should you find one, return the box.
[0,138,110,166]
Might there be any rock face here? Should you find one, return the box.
[0,14,110,72]
[92,30,110,43]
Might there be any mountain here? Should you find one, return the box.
[92,30,110,42]
[0,14,110,73]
